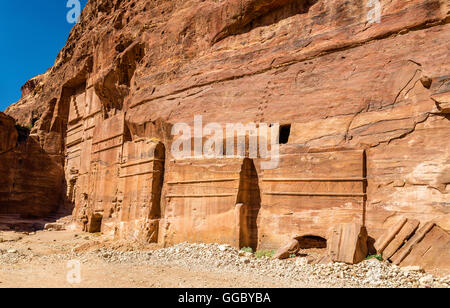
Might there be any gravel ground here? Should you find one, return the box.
[0,232,449,288]
[95,243,450,288]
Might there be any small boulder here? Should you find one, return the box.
[295,257,308,266]
[44,223,65,231]
[419,275,435,286]
[238,251,253,258]
[218,244,230,252]
[328,223,368,264]
[273,239,300,260]
[400,266,424,273]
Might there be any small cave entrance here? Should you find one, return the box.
[279,124,291,144]
[15,125,31,143]
[295,235,327,249]
[237,158,261,251]
[88,214,103,233]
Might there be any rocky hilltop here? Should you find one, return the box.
[1,0,449,273]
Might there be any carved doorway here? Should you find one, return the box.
[120,140,165,243]
[236,159,261,251]
[88,213,103,233]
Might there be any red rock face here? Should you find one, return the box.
[2,0,449,268]
[0,113,17,153]
[0,112,65,218]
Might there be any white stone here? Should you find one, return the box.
[218,245,229,252]
[419,275,434,285]
[400,266,424,273]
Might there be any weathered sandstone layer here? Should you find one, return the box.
[2,0,449,270]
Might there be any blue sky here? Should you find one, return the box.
[0,0,88,111]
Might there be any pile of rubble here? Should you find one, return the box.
[273,220,449,275]
[1,237,448,287]
[92,243,449,288]
[374,220,449,272]
[0,249,33,265]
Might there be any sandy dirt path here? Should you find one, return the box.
[0,230,303,288]
[1,230,448,288]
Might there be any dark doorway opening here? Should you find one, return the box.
[295,235,327,249]
[88,214,103,233]
[237,159,261,251]
[279,124,291,144]
[147,143,166,243]
[149,143,165,220]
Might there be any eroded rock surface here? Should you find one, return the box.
[0,113,17,153]
[1,0,449,271]
[0,112,64,218]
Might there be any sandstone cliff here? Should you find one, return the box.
[2,0,449,269]
[0,113,17,153]
[0,112,64,218]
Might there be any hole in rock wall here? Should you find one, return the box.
[15,125,31,143]
[279,124,291,144]
[31,117,39,127]
[123,124,133,143]
[295,235,327,249]
[237,158,262,251]
[88,214,103,233]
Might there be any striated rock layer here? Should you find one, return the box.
[2,0,449,269]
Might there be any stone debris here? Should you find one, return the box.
[401,266,424,273]
[44,223,65,231]
[93,243,449,288]
[375,218,408,253]
[327,223,368,264]
[382,219,419,260]
[395,225,450,272]
[390,222,436,264]
[375,219,449,273]
[218,244,230,252]
[273,239,300,260]
[0,241,448,288]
